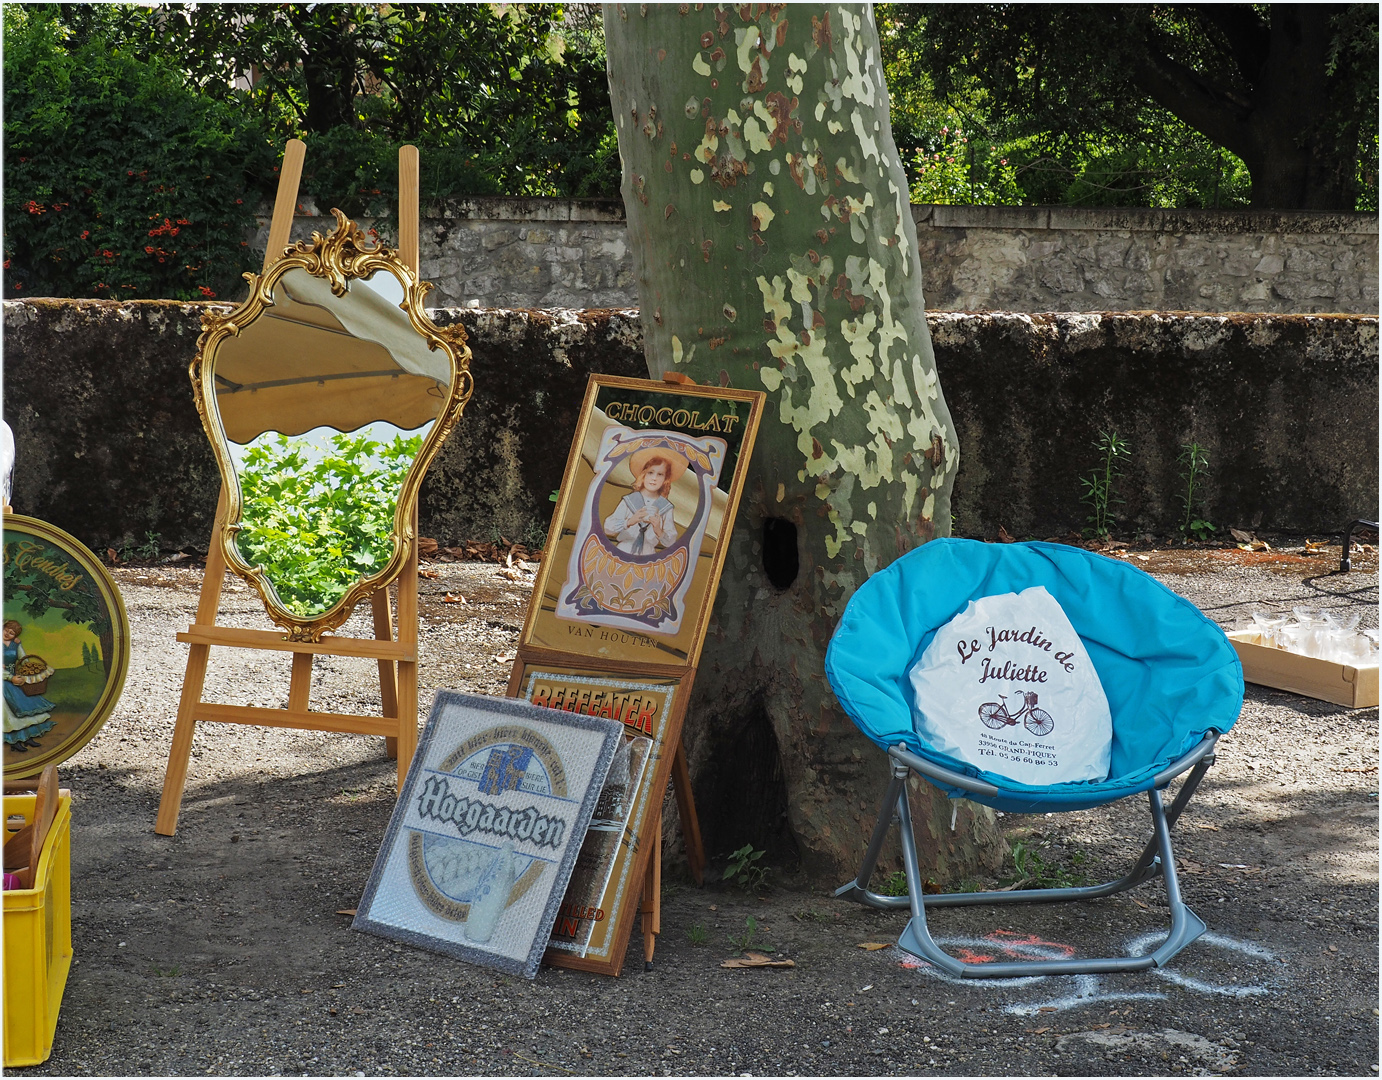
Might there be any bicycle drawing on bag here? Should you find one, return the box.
[978,691,1054,736]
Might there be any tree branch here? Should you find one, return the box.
[1128,40,1254,156]
[1196,5,1271,84]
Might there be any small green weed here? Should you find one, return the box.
[520,520,550,550]
[138,530,162,559]
[723,843,768,893]
[878,870,909,897]
[150,965,182,978]
[728,915,773,953]
[1002,840,1092,889]
[1080,428,1131,540]
[1177,442,1216,540]
[686,923,708,946]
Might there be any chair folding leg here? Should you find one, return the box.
[837,759,1212,978]
[834,759,913,913]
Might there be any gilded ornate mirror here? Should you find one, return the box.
[191,209,472,640]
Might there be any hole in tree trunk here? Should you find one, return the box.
[694,700,799,871]
[762,517,799,591]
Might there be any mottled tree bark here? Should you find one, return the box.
[604,3,1004,880]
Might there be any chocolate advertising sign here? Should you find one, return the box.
[518,376,763,668]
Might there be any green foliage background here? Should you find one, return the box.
[881,4,1377,212]
[4,3,1375,300]
[2,6,272,300]
[235,432,421,617]
[3,3,617,300]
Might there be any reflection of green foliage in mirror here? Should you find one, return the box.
[236,431,422,617]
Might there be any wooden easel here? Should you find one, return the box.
[155,141,426,836]
[638,743,704,967]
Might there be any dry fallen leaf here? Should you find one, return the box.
[335,909,357,916]
[1229,528,1255,543]
[440,593,466,604]
[998,525,1017,544]
[721,952,795,969]
[418,568,440,580]
[1194,822,1221,830]
[418,537,439,556]
[495,654,516,664]
[856,942,890,951]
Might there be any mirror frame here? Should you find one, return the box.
[190,209,473,641]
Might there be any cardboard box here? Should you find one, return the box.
[3,792,73,1068]
[1228,631,1379,709]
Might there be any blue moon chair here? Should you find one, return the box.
[825,538,1244,978]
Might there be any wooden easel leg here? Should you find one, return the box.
[371,590,400,760]
[154,642,210,837]
[671,742,706,885]
[156,487,230,836]
[287,651,313,712]
[393,507,420,789]
[641,823,662,970]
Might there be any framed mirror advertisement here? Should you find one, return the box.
[517,375,763,668]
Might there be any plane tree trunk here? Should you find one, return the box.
[603,3,1005,881]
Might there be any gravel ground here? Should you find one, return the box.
[9,540,1379,1077]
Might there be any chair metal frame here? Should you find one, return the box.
[836,734,1220,978]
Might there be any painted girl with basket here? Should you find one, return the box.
[4,620,56,751]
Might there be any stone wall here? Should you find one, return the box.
[260,197,1379,314]
[4,300,1375,555]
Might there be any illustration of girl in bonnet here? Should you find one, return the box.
[4,619,57,751]
[603,446,688,555]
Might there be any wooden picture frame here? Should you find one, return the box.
[506,655,694,976]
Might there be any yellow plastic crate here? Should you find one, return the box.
[3,792,73,1068]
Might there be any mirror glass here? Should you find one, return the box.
[210,266,448,618]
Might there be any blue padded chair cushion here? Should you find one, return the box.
[824,538,1243,814]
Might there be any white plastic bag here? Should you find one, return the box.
[907,586,1112,786]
